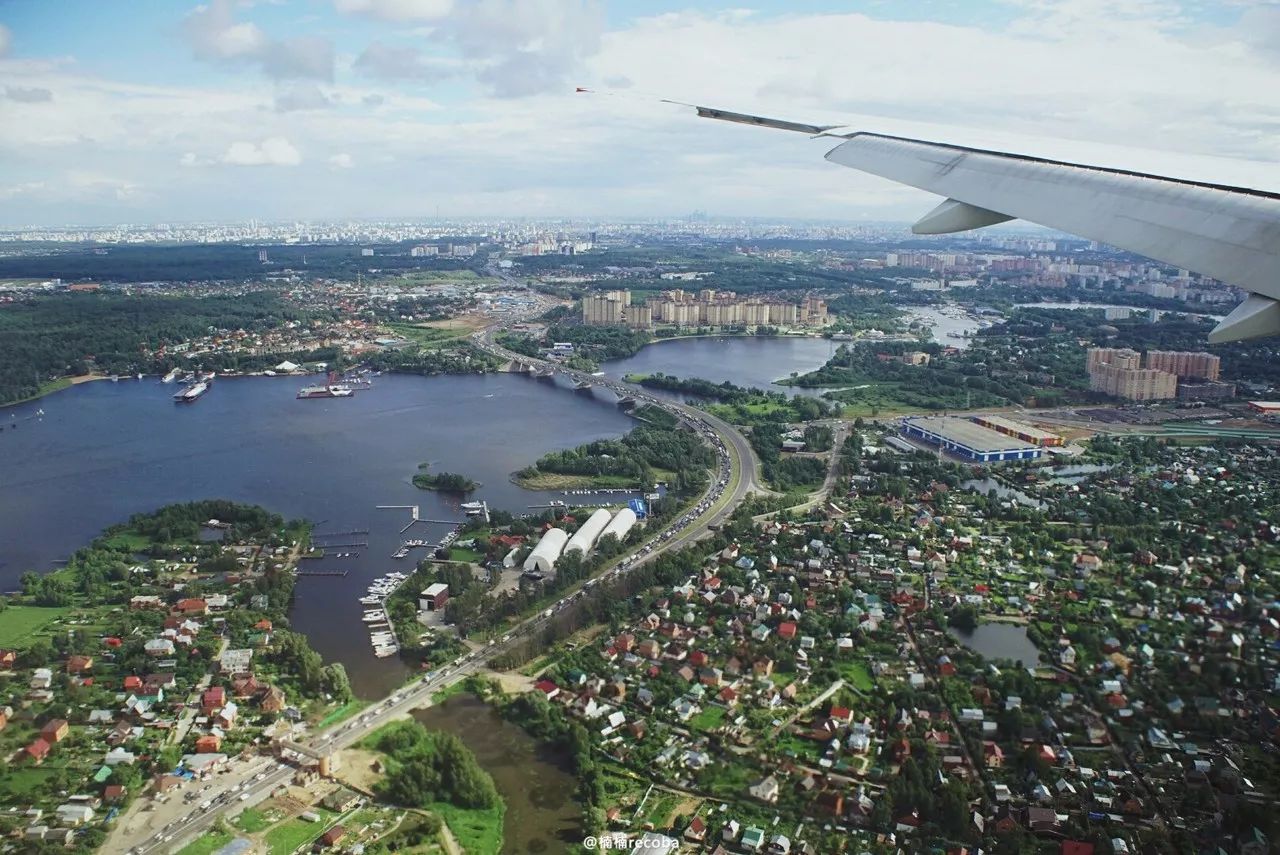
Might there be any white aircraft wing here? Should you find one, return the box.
[688,105,1280,343]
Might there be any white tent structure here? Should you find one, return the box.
[600,508,637,545]
[523,528,568,574]
[564,508,613,557]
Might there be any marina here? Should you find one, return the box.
[359,571,410,658]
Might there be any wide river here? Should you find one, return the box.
[0,336,835,696]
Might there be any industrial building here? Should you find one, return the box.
[902,417,1042,463]
[600,508,637,543]
[523,528,568,574]
[1248,401,1280,415]
[418,583,449,612]
[970,415,1064,447]
[564,508,613,557]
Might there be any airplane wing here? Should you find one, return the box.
[688,105,1280,343]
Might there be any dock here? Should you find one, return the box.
[296,570,349,578]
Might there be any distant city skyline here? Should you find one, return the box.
[1,0,1278,227]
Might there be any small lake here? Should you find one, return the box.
[603,336,838,397]
[950,623,1044,667]
[960,478,1045,510]
[415,694,584,854]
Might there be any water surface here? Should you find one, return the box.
[0,373,636,695]
[414,694,584,854]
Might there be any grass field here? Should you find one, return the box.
[315,698,370,730]
[265,813,331,855]
[839,660,875,692]
[689,705,727,732]
[176,827,235,855]
[430,801,504,855]
[0,605,71,647]
[513,471,642,490]
[103,530,152,550]
[232,806,278,833]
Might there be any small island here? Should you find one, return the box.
[413,464,480,492]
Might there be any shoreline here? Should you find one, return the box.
[1,373,109,410]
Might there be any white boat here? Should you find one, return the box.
[161,368,181,384]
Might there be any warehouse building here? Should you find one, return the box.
[970,414,1064,447]
[524,528,568,574]
[418,583,449,612]
[600,508,637,544]
[902,417,1042,463]
[564,508,613,557]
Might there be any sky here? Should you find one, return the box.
[0,0,1278,227]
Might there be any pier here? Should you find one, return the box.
[296,570,349,578]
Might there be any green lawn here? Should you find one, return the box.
[103,530,153,550]
[175,827,236,855]
[233,806,278,833]
[447,547,483,563]
[689,705,727,732]
[839,660,875,692]
[0,767,57,797]
[265,813,332,855]
[315,698,370,730]
[431,801,504,855]
[0,605,72,647]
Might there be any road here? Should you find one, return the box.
[125,283,768,855]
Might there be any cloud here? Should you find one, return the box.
[4,86,54,103]
[184,0,334,81]
[221,137,302,166]
[343,0,604,97]
[361,93,385,107]
[0,24,10,57]
[274,84,333,112]
[328,152,354,168]
[333,0,453,21]
[353,42,455,81]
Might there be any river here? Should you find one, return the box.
[0,336,835,696]
[602,335,838,396]
[0,372,639,696]
[414,694,584,854]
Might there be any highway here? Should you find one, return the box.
[126,287,768,855]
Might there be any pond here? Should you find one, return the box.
[414,694,585,854]
[950,622,1044,667]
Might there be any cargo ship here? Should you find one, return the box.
[297,371,356,399]
[173,373,213,403]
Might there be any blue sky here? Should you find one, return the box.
[0,0,1276,226]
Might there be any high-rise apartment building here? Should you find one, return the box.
[1086,348,1140,372]
[1089,364,1178,401]
[1144,350,1220,381]
[581,290,628,325]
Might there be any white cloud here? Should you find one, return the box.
[343,0,604,97]
[274,84,333,112]
[185,0,334,81]
[221,137,302,166]
[0,24,11,57]
[353,42,457,81]
[328,152,354,168]
[1,1,1278,225]
[3,86,53,103]
[333,0,453,22]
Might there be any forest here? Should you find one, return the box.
[518,424,714,491]
[412,466,479,492]
[367,721,502,811]
[0,291,314,404]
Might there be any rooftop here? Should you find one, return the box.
[904,416,1039,454]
